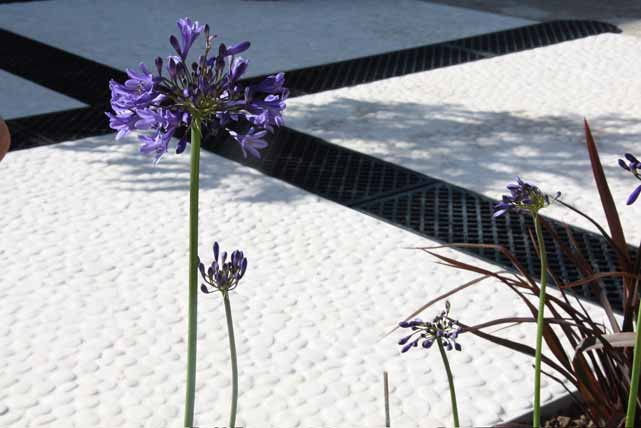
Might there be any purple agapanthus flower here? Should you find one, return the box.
[228,127,268,159]
[619,153,641,205]
[199,242,248,294]
[172,18,205,61]
[493,176,559,218]
[106,17,288,163]
[398,301,462,353]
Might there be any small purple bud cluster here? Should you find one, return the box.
[106,17,288,163]
[398,302,462,353]
[619,153,641,205]
[494,176,559,217]
[199,242,248,294]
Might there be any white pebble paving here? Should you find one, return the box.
[287,33,641,244]
[0,122,617,426]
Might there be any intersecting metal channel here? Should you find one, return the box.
[207,125,628,311]
[7,107,113,151]
[444,20,620,56]
[0,20,626,310]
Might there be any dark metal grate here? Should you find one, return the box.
[7,107,114,150]
[355,182,626,309]
[0,29,124,107]
[203,126,435,206]
[445,20,621,56]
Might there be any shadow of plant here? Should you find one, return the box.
[47,97,641,212]
[48,133,308,205]
[286,97,641,197]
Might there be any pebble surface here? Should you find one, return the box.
[0,134,611,427]
[0,3,622,426]
[286,33,641,244]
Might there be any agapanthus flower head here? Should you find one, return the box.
[619,153,641,205]
[106,17,288,163]
[199,241,248,294]
[398,301,462,353]
[493,176,560,217]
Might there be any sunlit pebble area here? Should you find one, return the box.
[0,134,614,427]
[286,33,641,245]
[0,0,622,427]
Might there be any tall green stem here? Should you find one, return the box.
[223,292,239,428]
[533,214,548,428]
[625,303,641,427]
[184,122,202,428]
[437,337,460,428]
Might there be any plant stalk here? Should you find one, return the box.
[533,214,549,428]
[625,301,641,427]
[223,291,239,428]
[184,122,202,428]
[384,371,390,428]
[437,337,460,428]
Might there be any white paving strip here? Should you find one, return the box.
[0,70,86,120]
[286,33,641,244]
[0,134,609,427]
[0,0,531,78]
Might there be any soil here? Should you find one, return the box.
[544,414,596,428]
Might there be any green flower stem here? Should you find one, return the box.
[625,303,641,427]
[184,121,202,428]
[533,214,548,428]
[437,337,460,428]
[223,291,239,428]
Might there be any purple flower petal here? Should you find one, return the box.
[230,57,249,82]
[240,258,247,277]
[176,17,205,60]
[176,135,188,154]
[627,184,641,205]
[224,41,250,56]
[398,335,412,345]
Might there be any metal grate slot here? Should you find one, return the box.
[0,29,124,106]
[446,20,620,56]
[355,182,629,309]
[202,126,435,206]
[7,107,114,150]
